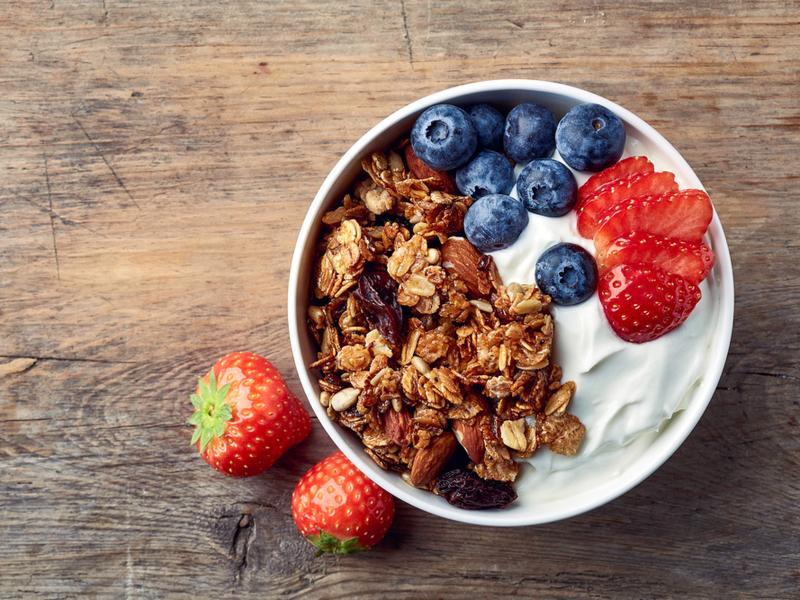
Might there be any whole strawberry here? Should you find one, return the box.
[189,352,310,477]
[292,451,395,555]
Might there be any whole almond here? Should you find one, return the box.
[404,145,458,194]
[410,431,457,487]
[383,408,412,447]
[451,419,485,463]
[441,238,493,298]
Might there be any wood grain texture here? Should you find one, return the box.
[1,0,798,598]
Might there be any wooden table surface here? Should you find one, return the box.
[2,1,798,598]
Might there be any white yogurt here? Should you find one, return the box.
[490,146,719,503]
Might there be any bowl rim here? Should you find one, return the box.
[288,79,735,526]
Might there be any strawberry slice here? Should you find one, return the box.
[576,171,679,238]
[596,232,716,284]
[593,189,714,254]
[598,262,702,343]
[577,156,655,206]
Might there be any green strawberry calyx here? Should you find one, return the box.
[306,529,367,556]
[188,368,233,452]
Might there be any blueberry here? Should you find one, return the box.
[468,103,504,151]
[456,150,515,199]
[555,103,626,172]
[503,103,557,164]
[516,158,578,217]
[464,194,529,253]
[410,104,478,171]
[535,243,598,306]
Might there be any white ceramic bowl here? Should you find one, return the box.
[288,80,734,526]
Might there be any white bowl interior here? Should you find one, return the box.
[288,80,734,526]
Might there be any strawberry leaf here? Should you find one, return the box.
[188,368,234,452]
[306,529,367,556]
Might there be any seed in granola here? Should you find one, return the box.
[330,387,361,412]
[388,150,405,173]
[469,299,493,313]
[514,298,543,315]
[370,367,391,387]
[308,305,325,325]
[435,468,517,510]
[507,282,523,297]
[319,390,331,407]
[411,356,432,375]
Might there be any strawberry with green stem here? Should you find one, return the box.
[292,451,395,555]
[189,352,311,477]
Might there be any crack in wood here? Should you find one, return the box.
[72,114,142,214]
[43,150,60,280]
[3,187,109,239]
[745,371,799,382]
[230,513,254,585]
[0,354,141,365]
[400,0,414,69]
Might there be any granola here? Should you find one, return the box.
[307,143,585,505]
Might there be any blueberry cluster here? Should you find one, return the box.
[409,100,621,305]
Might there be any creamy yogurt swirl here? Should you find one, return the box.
[489,147,719,503]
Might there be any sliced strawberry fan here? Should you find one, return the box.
[576,171,680,239]
[575,158,717,344]
[593,189,714,254]
[596,232,715,285]
[577,156,655,206]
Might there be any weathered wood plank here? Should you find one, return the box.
[1,0,798,598]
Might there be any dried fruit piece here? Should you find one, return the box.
[353,271,406,348]
[435,468,517,510]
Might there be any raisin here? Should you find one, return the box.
[353,270,406,348]
[435,468,517,510]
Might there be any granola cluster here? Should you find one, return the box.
[307,142,585,497]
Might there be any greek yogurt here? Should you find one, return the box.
[490,144,720,503]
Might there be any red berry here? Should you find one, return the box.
[292,451,395,555]
[598,263,702,343]
[188,352,311,477]
[596,232,716,284]
[576,171,679,238]
[577,155,655,206]
[593,189,714,254]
